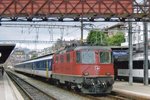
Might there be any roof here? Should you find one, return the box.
[0,44,15,64]
[56,46,112,54]
[75,46,111,51]
[16,54,53,65]
[110,46,128,50]
[105,23,125,30]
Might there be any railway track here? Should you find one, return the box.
[7,71,56,100]
[107,94,130,100]
[78,93,130,100]
[7,70,130,100]
[108,92,131,100]
[58,84,130,100]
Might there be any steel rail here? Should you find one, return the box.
[6,71,57,100]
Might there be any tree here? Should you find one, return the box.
[87,30,107,45]
[31,54,38,59]
[107,32,125,46]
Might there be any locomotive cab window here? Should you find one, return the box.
[76,51,81,63]
[99,51,111,64]
[67,54,70,63]
[60,55,64,63]
[76,51,95,64]
[55,56,58,63]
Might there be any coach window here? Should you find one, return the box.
[43,61,47,68]
[99,51,111,64]
[39,61,43,69]
[67,54,70,63]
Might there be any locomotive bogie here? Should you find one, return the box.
[82,77,114,94]
[52,74,114,94]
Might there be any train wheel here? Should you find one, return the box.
[56,80,60,86]
[53,79,60,86]
[71,84,81,92]
[74,87,81,92]
[65,82,72,90]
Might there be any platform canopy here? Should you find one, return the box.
[0,44,15,64]
[0,0,147,21]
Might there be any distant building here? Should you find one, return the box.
[50,39,80,53]
[28,50,38,59]
[12,49,26,63]
[121,22,150,60]
[5,48,27,67]
[104,23,126,37]
[121,22,150,47]
[34,39,80,57]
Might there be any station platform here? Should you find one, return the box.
[1,71,150,100]
[113,81,150,100]
[0,72,23,100]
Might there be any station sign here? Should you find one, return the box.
[112,51,128,57]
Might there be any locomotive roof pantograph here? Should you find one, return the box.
[56,45,112,54]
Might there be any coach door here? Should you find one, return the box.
[33,63,36,75]
[46,60,49,78]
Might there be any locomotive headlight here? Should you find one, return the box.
[105,72,111,76]
[83,72,89,76]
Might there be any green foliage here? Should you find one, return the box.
[87,30,107,45]
[86,30,125,46]
[31,54,38,59]
[107,32,125,46]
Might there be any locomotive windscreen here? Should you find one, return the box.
[76,51,95,64]
[76,50,112,64]
[100,52,112,64]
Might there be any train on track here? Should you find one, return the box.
[14,45,114,94]
[115,52,150,82]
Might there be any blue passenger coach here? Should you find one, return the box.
[14,54,53,78]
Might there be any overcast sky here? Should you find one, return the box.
[0,0,145,50]
[0,22,118,50]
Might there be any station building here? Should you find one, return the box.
[121,22,150,60]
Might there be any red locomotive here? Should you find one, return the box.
[14,44,114,94]
[52,45,114,94]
